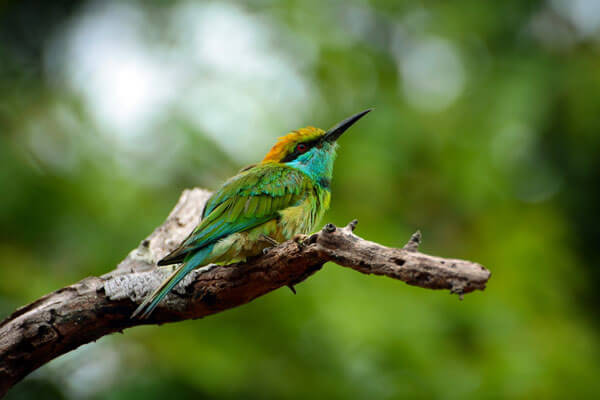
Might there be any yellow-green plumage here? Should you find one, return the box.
[132,110,371,318]
[199,163,330,264]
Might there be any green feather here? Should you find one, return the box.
[159,164,314,265]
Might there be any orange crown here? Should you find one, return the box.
[262,127,325,163]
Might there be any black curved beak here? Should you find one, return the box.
[324,108,372,143]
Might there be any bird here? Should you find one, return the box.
[132,109,372,318]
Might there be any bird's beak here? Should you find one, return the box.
[324,108,372,143]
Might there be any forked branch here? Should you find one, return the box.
[0,188,490,396]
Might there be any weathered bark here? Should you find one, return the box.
[0,188,490,397]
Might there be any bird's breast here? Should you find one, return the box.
[278,187,330,239]
[207,186,330,265]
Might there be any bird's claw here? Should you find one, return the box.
[260,234,280,255]
[293,234,309,249]
[260,234,280,246]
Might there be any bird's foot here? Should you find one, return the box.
[260,235,281,255]
[287,284,297,295]
[260,234,280,246]
[293,234,309,249]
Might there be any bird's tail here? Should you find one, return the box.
[131,245,214,319]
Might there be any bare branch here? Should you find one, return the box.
[0,188,490,397]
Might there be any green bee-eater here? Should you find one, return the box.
[132,109,371,318]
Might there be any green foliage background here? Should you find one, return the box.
[1,0,599,399]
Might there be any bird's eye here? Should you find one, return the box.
[296,143,308,153]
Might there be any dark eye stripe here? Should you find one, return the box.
[281,138,320,163]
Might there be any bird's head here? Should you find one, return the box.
[261,109,371,182]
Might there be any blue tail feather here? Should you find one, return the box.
[132,244,214,319]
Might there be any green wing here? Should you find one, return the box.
[158,164,312,265]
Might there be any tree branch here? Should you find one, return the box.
[0,188,490,397]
